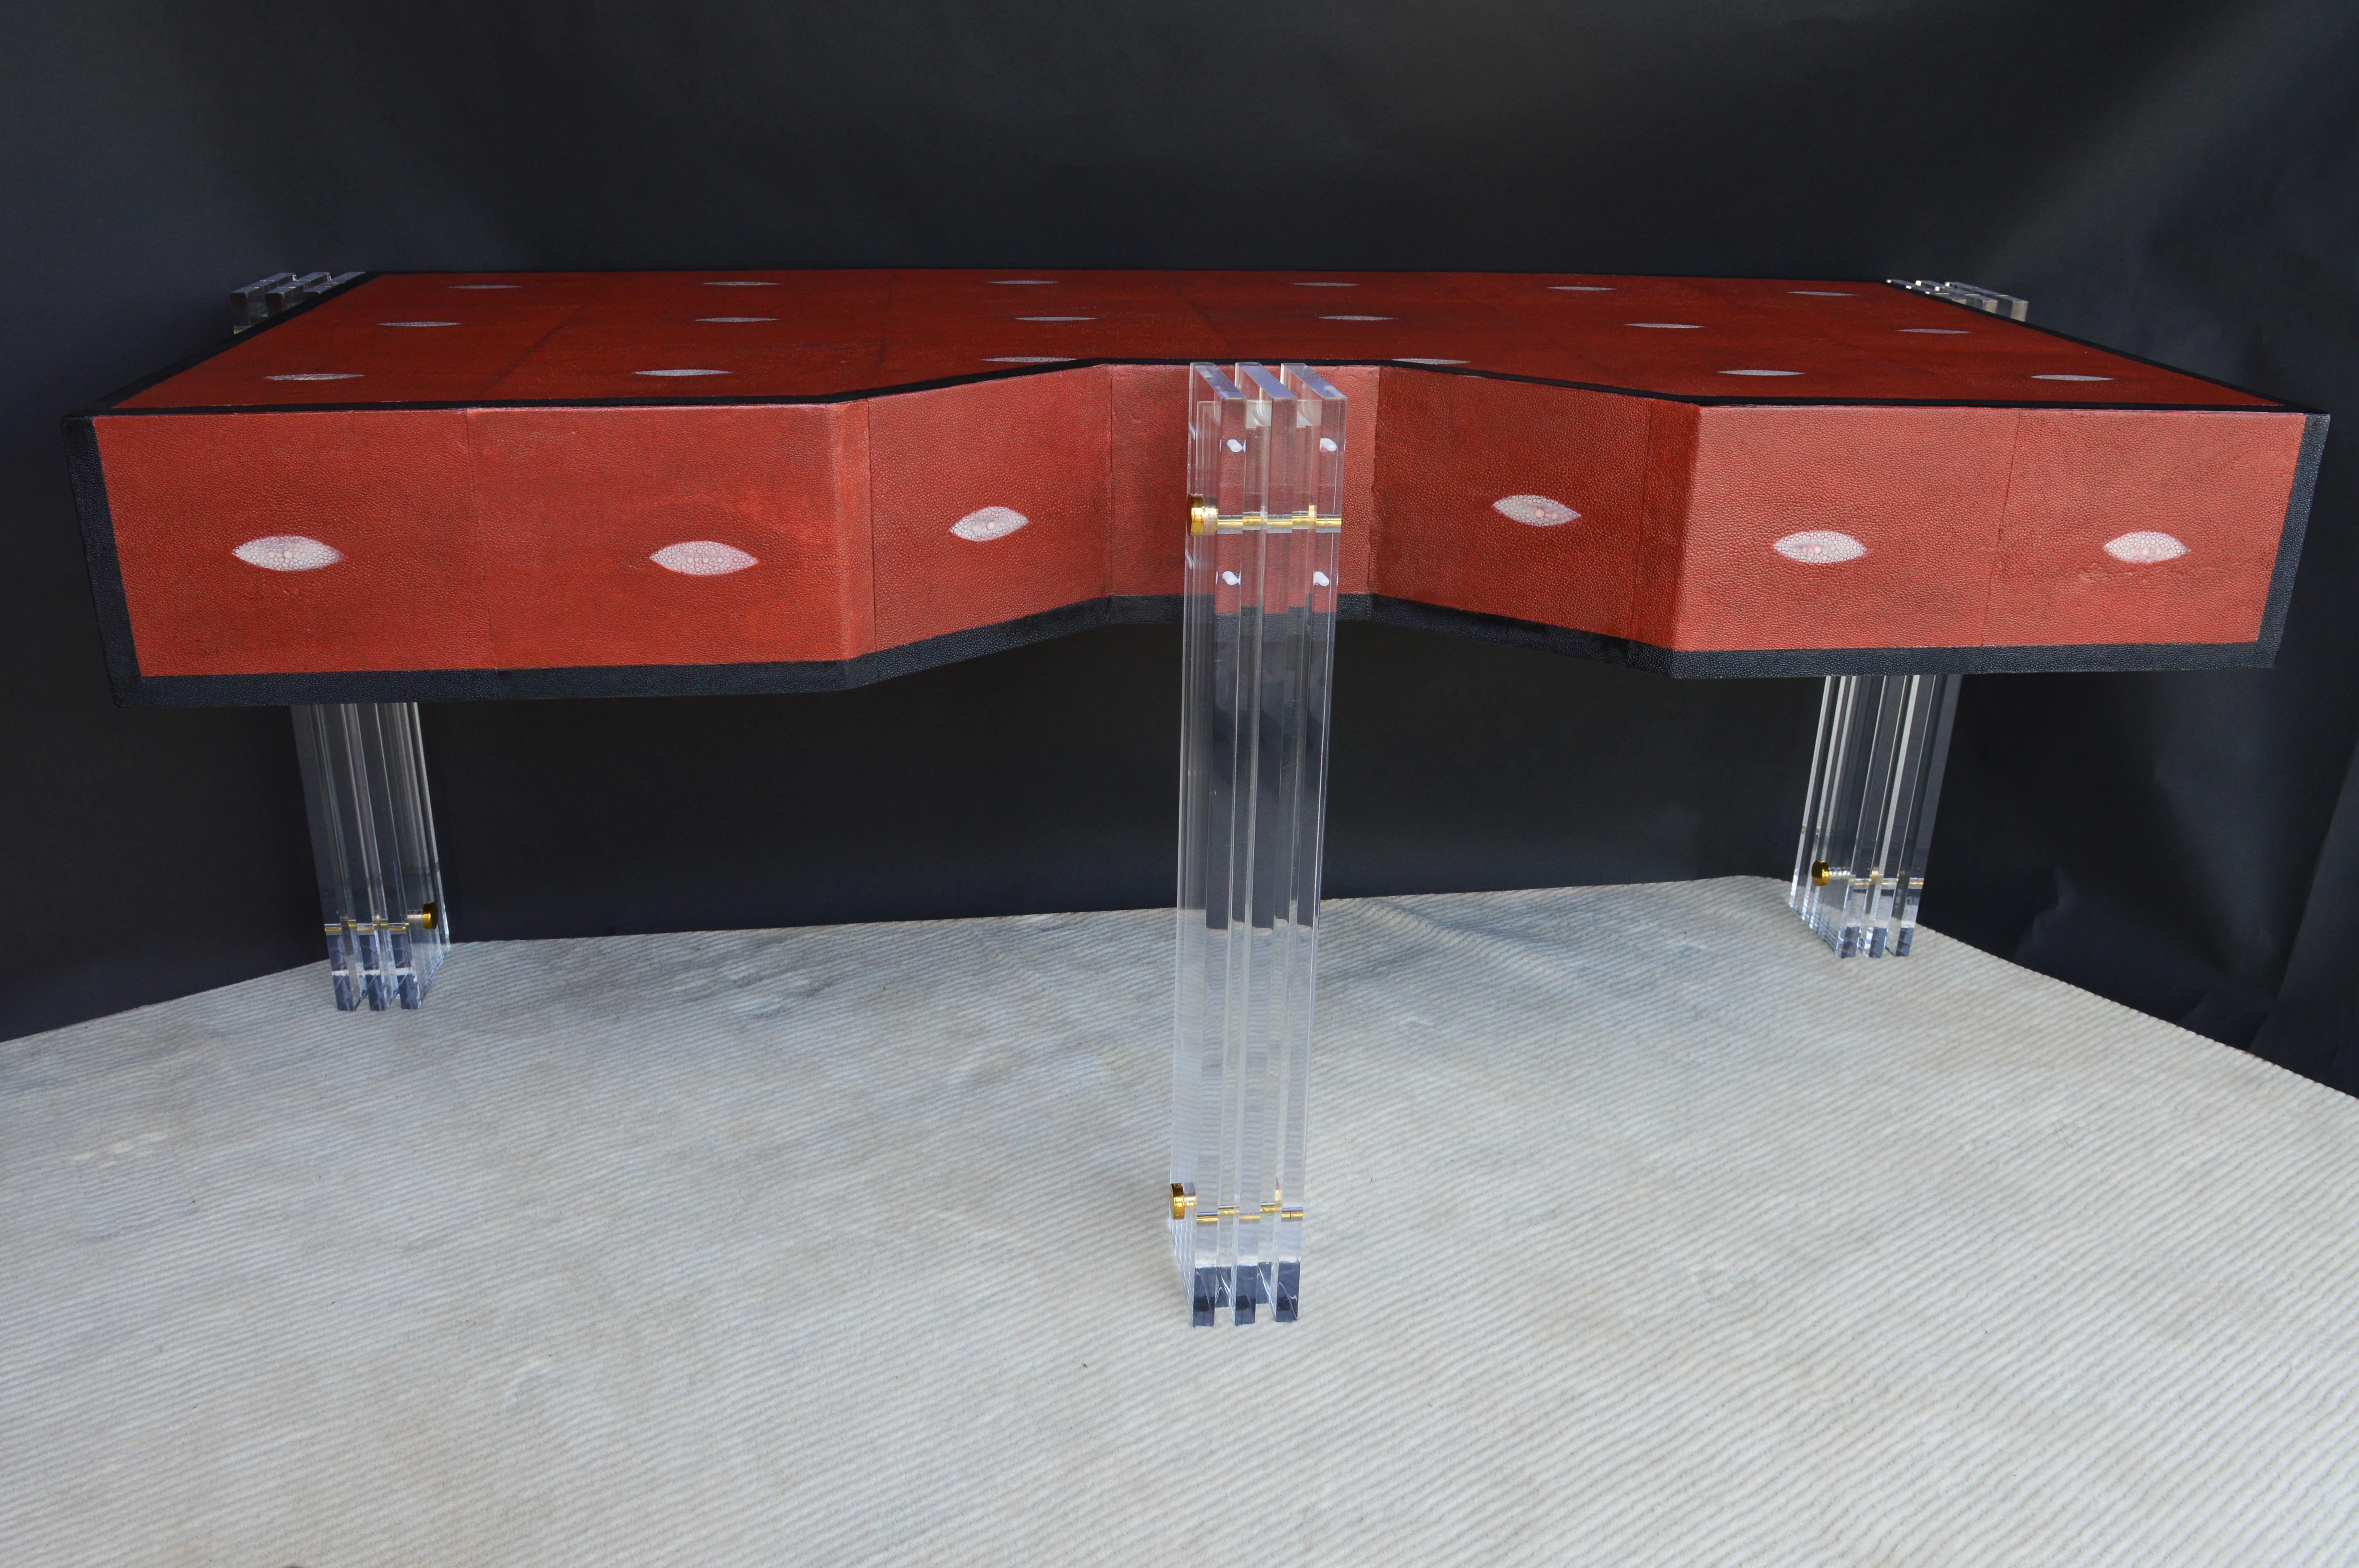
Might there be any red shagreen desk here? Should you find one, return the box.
[68,270,2325,704]
[61,270,2333,1317]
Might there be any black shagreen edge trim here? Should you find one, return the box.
[113,589,2284,708]
[62,415,144,699]
[2253,412,2333,662]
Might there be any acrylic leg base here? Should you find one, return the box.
[1789,673,1959,959]
[1173,1204,1305,1326]
[292,702,452,1011]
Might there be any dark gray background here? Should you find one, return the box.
[6,2,2355,1092]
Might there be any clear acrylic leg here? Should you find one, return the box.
[1789,674,1959,958]
[1172,362,1345,1325]
[291,702,451,1010]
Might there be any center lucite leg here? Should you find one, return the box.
[1171,362,1345,1326]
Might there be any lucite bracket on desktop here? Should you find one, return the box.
[1784,280,2025,959]
[1169,362,1345,1326]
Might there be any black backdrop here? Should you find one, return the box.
[6,2,2356,1093]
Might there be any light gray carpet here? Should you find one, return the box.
[4,878,2355,1565]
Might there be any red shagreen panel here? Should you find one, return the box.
[469,404,875,669]
[1668,406,2020,652]
[865,367,1114,649]
[1106,365,1190,599]
[1372,372,1653,641]
[1983,409,2307,648]
[98,410,491,676]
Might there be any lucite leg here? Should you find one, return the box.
[1172,362,1346,1326]
[1786,282,2025,959]
[1790,673,1959,958]
[291,702,451,1010]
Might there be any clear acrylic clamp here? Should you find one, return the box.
[291,702,451,1010]
[1789,673,1959,958]
[1171,363,1345,1326]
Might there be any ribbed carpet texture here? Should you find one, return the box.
[4,878,2356,1565]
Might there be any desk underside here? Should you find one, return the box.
[70,272,2324,704]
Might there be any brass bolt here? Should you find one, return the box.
[1810,861,1831,886]
[419,901,439,930]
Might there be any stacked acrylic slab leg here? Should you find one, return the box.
[291,702,451,1010]
[1171,363,1346,1326]
[1790,673,1959,958]
[1788,285,2025,959]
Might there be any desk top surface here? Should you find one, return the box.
[120,270,2273,413]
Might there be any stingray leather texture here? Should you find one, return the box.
[66,270,2325,706]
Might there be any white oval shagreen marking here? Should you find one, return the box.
[1900,327,1970,334]
[2103,531,2190,565]
[234,534,343,572]
[380,320,458,327]
[267,372,362,381]
[636,368,730,377]
[1774,530,1867,564]
[1221,571,1241,586]
[1225,438,1246,453]
[1627,321,1702,329]
[951,506,1028,543]
[651,541,758,576]
[2034,373,2113,382]
[1312,571,1332,586]
[1018,315,1094,322]
[985,356,1072,364]
[1399,356,1467,364]
[992,279,1058,285]
[449,283,519,289]
[1493,495,1579,527]
[1789,289,1854,297]
[703,280,777,286]
[1549,284,1615,291]
[1720,368,1802,377]
[1319,437,1339,452]
[698,316,775,323]
[1292,281,1357,287]
[1322,314,1392,321]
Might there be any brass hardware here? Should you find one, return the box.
[1190,500,1340,535]
[419,900,439,931]
[1810,860,1831,886]
[1170,1183,1193,1221]
[1280,1209,1305,1221]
